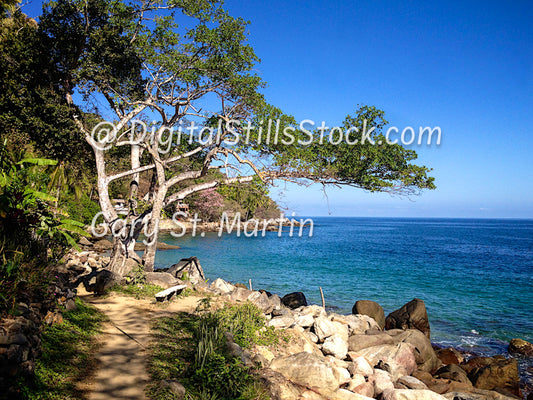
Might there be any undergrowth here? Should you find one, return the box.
[147,302,279,400]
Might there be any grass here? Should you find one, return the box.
[147,302,279,400]
[110,283,165,299]
[16,297,107,400]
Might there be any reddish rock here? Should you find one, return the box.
[465,356,520,397]
[436,347,464,365]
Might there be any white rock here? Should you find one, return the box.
[358,343,417,380]
[268,315,295,329]
[347,373,366,390]
[322,334,348,359]
[397,375,428,390]
[382,389,448,400]
[332,321,350,341]
[296,313,315,328]
[210,278,235,294]
[373,369,394,396]
[333,389,375,400]
[348,355,374,377]
[306,331,319,343]
[333,366,351,385]
[344,314,381,334]
[300,304,327,317]
[314,315,337,341]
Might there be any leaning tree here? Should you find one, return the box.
[38,0,435,276]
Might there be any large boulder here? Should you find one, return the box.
[281,292,307,309]
[314,316,337,342]
[210,278,235,294]
[353,300,386,329]
[258,368,301,400]
[270,352,339,398]
[343,314,381,334]
[348,332,395,352]
[248,291,275,314]
[385,298,430,338]
[436,347,464,365]
[434,364,471,385]
[322,334,349,359]
[358,343,417,380]
[391,329,440,372]
[464,356,520,396]
[166,257,205,284]
[146,272,182,289]
[508,338,533,357]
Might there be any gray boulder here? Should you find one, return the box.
[146,272,182,289]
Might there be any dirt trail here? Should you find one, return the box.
[79,291,202,400]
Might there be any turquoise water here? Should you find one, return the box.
[153,217,533,356]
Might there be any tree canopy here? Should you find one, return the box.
[1,0,435,273]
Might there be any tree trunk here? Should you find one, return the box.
[141,188,166,272]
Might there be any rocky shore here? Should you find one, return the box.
[1,247,532,400]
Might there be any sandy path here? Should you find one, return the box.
[80,291,202,400]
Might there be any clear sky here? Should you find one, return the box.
[22,0,533,218]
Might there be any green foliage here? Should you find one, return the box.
[16,298,107,399]
[148,303,271,400]
[111,283,164,299]
[212,303,280,349]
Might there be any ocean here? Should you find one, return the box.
[153,217,532,374]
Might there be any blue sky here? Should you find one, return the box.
[22,0,533,218]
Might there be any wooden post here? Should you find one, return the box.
[319,286,325,308]
[249,279,253,291]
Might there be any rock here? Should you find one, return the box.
[382,388,448,400]
[248,291,274,314]
[270,352,338,398]
[295,313,315,328]
[210,278,235,294]
[348,376,375,398]
[436,347,465,365]
[146,272,181,289]
[160,379,186,399]
[348,332,395,352]
[64,299,76,311]
[396,376,429,390]
[87,257,99,268]
[44,311,63,325]
[391,329,440,372]
[79,237,93,246]
[314,316,337,341]
[374,368,395,396]
[358,343,417,380]
[269,294,282,309]
[282,328,323,357]
[343,314,381,334]
[281,292,307,309]
[332,389,375,400]
[300,305,327,318]
[435,364,471,384]
[166,257,205,284]
[258,368,302,400]
[306,331,319,343]
[353,300,386,329]
[268,315,296,329]
[385,298,431,338]
[229,287,254,302]
[93,238,113,252]
[300,390,327,399]
[465,356,520,396]
[508,338,533,357]
[322,334,349,359]
[332,321,350,342]
[332,366,351,385]
[348,355,374,377]
[443,389,522,400]
[93,269,116,294]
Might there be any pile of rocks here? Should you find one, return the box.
[198,277,525,400]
